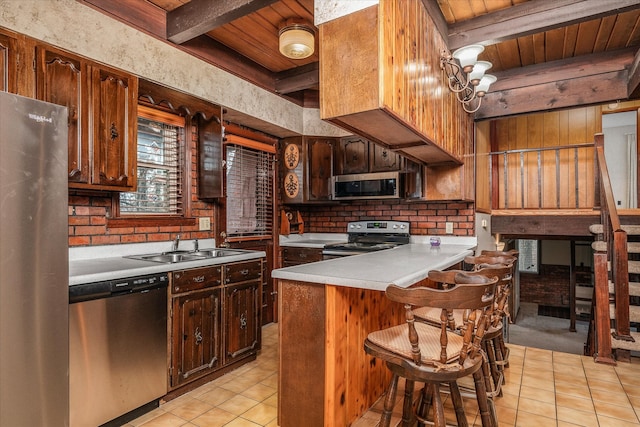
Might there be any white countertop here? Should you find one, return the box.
[271,240,476,292]
[69,239,265,286]
[279,233,348,248]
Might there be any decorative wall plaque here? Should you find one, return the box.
[284,143,300,169]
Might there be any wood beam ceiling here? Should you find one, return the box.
[448,0,640,50]
[167,0,279,44]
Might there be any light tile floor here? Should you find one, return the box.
[129,323,640,427]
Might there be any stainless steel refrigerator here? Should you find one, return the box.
[0,91,69,426]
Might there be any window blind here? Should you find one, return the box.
[120,109,184,215]
[226,144,274,238]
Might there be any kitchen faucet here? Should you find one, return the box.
[172,234,180,252]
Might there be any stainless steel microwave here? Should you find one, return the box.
[332,171,400,200]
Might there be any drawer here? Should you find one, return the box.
[224,260,262,284]
[172,266,222,293]
[282,247,323,264]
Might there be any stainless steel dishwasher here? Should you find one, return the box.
[69,272,169,427]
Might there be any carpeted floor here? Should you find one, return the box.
[507,301,589,355]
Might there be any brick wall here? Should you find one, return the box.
[68,124,216,247]
[519,264,570,307]
[296,200,475,235]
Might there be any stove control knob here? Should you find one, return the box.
[356,224,362,229]
[392,224,398,229]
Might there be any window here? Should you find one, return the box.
[517,239,539,273]
[120,105,185,215]
[225,140,274,239]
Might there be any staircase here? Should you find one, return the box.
[589,224,640,363]
[587,133,640,364]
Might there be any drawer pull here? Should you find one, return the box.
[193,275,206,283]
[240,269,249,276]
[299,253,307,258]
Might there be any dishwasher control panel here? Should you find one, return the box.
[70,272,169,303]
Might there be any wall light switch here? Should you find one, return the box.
[481,219,488,228]
[445,222,454,234]
[199,217,211,231]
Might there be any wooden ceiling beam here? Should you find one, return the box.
[167,0,280,44]
[490,48,635,92]
[475,48,634,119]
[627,48,640,98]
[275,62,319,94]
[477,69,628,120]
[448,0,640,50]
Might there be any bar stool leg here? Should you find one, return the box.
[431,383,446,427]
[380,372,399,427]
[449,381,469,427]
[401,379,415,427]
[473,369,497,427]
[416,383,434,427]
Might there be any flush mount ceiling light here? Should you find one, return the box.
[279,20,315,59]
[440,44,497,113]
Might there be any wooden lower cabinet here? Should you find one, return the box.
[281,247,323,267]
[224,281,261,364]
[171,288,221,388]
[169,258,263,393]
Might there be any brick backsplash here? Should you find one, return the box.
[296,200,475,235]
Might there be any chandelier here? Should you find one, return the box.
[440,44,497,113]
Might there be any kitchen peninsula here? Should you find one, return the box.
[272,238,476,427]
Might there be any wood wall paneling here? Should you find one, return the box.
[491,106,601,210]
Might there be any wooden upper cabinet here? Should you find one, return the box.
[337,137,368,174]
[369,142,401,172]
[36,45,138,191]
[0,30,17,93]
[336,136,402,175]
[197,114,223,199]
[36,46,90,184]
[281,136,337,204]
[91,66,138,190]
[306,137,334,201]
[319,1,472,166]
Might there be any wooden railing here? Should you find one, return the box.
[486,143,596,210]
[591,133,629,364]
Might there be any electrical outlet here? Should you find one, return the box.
[445,222,454,234]
[199,217,211,231]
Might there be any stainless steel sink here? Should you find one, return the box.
[190,249,244,257]
[125,248,245,264]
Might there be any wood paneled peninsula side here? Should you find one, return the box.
[272,238,476,427]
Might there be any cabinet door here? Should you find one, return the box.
[306,137,334,201]
[91,65,138,190]
[0,31,17,93]
[224,281,261,365]
[338,137,369,174]
[36,46,90,185]
[282,247,323,266]
[171,288,221,388]
[197,114,223,198]
[369,142,401,172]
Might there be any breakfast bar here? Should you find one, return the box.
[272,240,475,427]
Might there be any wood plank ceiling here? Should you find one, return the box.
[82,0,640,130]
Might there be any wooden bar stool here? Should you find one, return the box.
[465,256,515,392]
[364,272,498,427]
[413,265,513,399]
